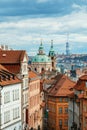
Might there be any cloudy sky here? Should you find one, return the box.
[0,0,87,55]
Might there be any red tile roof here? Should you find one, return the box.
[48,75,75,97]
[29,70,39,79]
[0,64,21,86]
[79,74,87,80]
[0,50,26,64]
[74,80,85,91]
[3,64,20,74]
[74,75,87,91]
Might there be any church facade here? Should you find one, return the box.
[31,40,56,73]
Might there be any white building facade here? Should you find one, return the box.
[1,83,22,130]
[0,65,22,130]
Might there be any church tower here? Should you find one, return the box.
[49,40,56,70]
[38,40,45,55]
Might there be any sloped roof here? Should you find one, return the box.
[3,64,20,74]
[74,75,87,91]
[79,74,87,80]
[0,50,26,64]
[48,74,75,97]
[29,70,39,80]
[74,80,85,91]
[0,64,21,86]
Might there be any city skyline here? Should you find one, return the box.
[0,0,87,55]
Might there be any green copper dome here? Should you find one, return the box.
[32,54,51,63]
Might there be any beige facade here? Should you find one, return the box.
[28,70,43,130]
[31,41,56,74]
[31,62,52,73]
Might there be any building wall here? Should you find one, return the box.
[68,98,80,130]
[47,97,68,130]
[31,62,52,73]
[29,79,42,130]
[82,99,87,130]
[1,83,22,130]
[21,54,29,129]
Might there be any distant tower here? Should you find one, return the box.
[66,33,70,56]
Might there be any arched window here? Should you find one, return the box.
[35,68,37,71]
[42,68,44,72]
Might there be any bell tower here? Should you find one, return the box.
[38,39,45,55]
[49,40,56,70]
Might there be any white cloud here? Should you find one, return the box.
[0,6,87,53]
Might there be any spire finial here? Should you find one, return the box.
[51,40,53,48]
[67,33,69,43]
[41,39,43,45]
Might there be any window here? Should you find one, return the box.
[19,126,21,130]
[13,107,19,119]
[65,107,68,114]
[4,91,10,104]
[4,111,10,124]
[14,127,16,130]
[23,78,28,89]
[59,119,62,125]
[13,89,19,101]
[59,107,62,114]
[65,98,68,102]
[59,98,63,102]
[64,119,68,126]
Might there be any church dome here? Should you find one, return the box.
[32,54,51,63]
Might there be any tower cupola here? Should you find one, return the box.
[49,40,55,57]
[38,40,45,55]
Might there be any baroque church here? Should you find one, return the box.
[31,40,56,74]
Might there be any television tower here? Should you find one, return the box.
[66,33,70,56]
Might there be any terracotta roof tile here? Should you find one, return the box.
[0,50,26,64]
[0,77,21,86]
[3,64,20,74]
[0,64,21,86]
[74,75,87,91]
[79,74,87,80]
[48,74,75,97]
[29,70,39,79]
[74,80,85,91]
